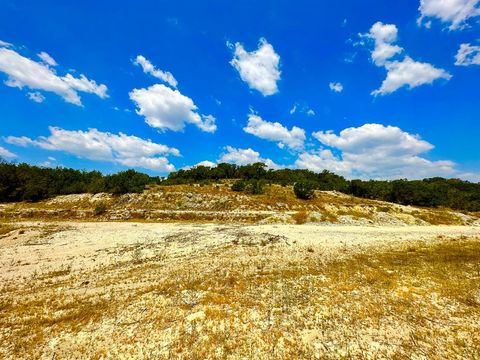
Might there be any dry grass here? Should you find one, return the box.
[412,208,462,225]
[337,207,373,219]
[1,183,478,225]
[0,223,15,236]
[1,232,479,359]
[292,210,309,224]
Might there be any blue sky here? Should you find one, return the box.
[0,0,479,180]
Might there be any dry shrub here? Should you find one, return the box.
[292,210,309,224]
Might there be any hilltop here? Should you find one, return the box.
[1,183,479,226]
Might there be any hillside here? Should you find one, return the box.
[1,183,479,226]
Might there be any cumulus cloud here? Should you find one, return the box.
[329,82,344,93]
[133,55,178,88]
[243,114,305,150]
[0,45,108,106]
[418,0,480,30]
[218,146,280,169]
[362,22,451,95]
[5,127,179,172]
[372,57,452,95]
[37,51,58,66]
[0,146,16,159]
[229,38,281,96]
[455,43,480,65]
[295,123,460,179]
[366,22,403,66]
[129,84,216,133]
[296,150,353,176]
[27,91,46,103]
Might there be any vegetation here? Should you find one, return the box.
[245,179,265,195]
[1,160,480,211]
[231,180,246,192]
[0,161,159,202]
[0,223,15,236]
[293,181,315,200]
[167,163,480,211]
[93,202,108,216]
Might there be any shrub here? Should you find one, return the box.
[231,180,246,192]
[246,180,265,195]
[294,181,315,200]
[293,210,310,224]
[94,202,108,216]
[104,170,152,194]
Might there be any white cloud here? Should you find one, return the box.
[289,103,315,116]
[329,82,344,93]
[40,156,57,168]
[4,136,35,147]
[129,83,216,133]
[366,22,403,66]
[0,40,12,47]
[313,123,433,155]
[182,160,217,170]
[0,146,16,159]
[418,0,480,30]
[116,157,174,171]
[229,38,281,96]
[296,123,460,179]
[362,22,451,95]
[62,74,108,99]
[6,127,179,172]
[219,146,280,169]
[27,91,46,103]
[195,160,216,167]
[455,43,480,65]
[372,57,452,95]
[243,114,305,150]
[37,51,58,66]
[133,55,178,88]
[0,46,108,106]
[296,150,353,177]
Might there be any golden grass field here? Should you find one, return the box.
[1,221,479,359]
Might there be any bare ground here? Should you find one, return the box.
[1,221,480,359]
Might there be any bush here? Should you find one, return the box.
[294,181,315,200]
[94,202,108,216]
[246,180,265,195]
[231,180,246,192]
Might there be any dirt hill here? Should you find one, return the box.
[1,184,479,225]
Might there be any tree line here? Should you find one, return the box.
[1,160,479,211]
[166,163,480,211]
[0,161,158,202]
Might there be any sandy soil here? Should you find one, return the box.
[2,222,480,282]
[1,222,480,359]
